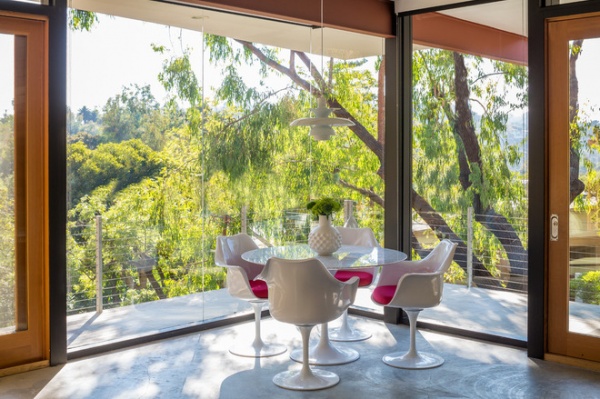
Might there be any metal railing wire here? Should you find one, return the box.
[66,205,534,316]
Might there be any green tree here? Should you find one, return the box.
[69,9,98,32]
[568,40,586,204]
[101,85,160,143]
[412,50,528,288]
[197,36,529,287]
[78,106,99,123]
[0,178,14,328]
[67,139,163,209]
[156,38,383,233]
[98,84,184,149]
[0,113,14,177]
[0,115,15,327]
[65,16,533,307]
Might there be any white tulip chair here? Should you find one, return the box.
[257,257,359,391]
[371,239,457,369]
[215,233,286,358]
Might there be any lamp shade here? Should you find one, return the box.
[290,97,354,140]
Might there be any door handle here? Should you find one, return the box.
[550,214,559,241]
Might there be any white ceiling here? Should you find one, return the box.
[71,0,385,59]
[71,0,526,59]
[441,0,527,36]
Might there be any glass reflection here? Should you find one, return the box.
[0,33,16,335]
[568,37,600,338]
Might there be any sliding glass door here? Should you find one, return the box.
[547,12,600,364]
[0,13,48,372]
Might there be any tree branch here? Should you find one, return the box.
[235,40,313,93]
[412,189,501,288]
[240,40,384,163]
[238,40,506,289]
[471,71,505,85]
[221,87,293,130]
[338,178,383,207]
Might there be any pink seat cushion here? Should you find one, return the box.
[334,270,374,287]
[250,280,268,299]
[371,285,396,305]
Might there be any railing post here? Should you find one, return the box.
[241,205,248,234]
[96,215,103,314]
[467,207,473,289]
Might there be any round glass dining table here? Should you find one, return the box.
[242,244,407,366]
[242,244,407,270]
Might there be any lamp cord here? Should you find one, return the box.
[321,0,324,95]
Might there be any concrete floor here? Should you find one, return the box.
[2,317,600,399]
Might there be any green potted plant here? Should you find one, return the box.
[306,197,342,256]
[306,197,342,219]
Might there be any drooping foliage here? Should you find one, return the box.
[59,11,542,314]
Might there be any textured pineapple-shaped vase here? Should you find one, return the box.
[308,215,342,256]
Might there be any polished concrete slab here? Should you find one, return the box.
[3,317,600,399]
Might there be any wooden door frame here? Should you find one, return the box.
[546,12,600,366]
[0,12,49,375]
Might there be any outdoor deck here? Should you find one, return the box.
[67,283,529,353]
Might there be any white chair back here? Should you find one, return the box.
[337,227,380,247]
[336,227,379,280]
[387,239,457,309]
[418,239,457,273]
[377,239,456,286]
[258,257,359,326]
[215,233,263,280]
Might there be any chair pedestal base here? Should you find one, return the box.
[328,310,371,342]
[229,342,287,358]
[382,351,444,369]
[275,325,339,391]
[273,369,339,391]
[290,323,360,365]
[229,302,287,358]
[382,309,444,369]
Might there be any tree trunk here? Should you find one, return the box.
[238,42,519,290]
[570,39,585,203]
[378,57,385,145]
[144,269,167,300]
[453,53,527,287]
[412,189,502,288]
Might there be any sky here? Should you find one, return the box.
[68,15,211,113]
[0,33,14,116]
[575,38,600,120]
[2,16,201,115]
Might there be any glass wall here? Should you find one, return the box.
[0,34,15,335]
[411,1,529,340]
[66,6,385,350]
[567,37,600,338]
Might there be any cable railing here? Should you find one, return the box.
[413,208,528,293]
[65,204,537,317]
[66,215,225,315]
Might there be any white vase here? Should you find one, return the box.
[343,199,359,228]
[308,215,342,256]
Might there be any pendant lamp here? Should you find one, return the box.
[289,0,355,141]
[290,96,355,141]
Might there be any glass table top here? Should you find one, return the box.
[242,244,407,270]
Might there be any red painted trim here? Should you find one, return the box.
[169,0,395,38]
[414,13,528,65]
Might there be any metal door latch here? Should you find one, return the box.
[550,214,559,241]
